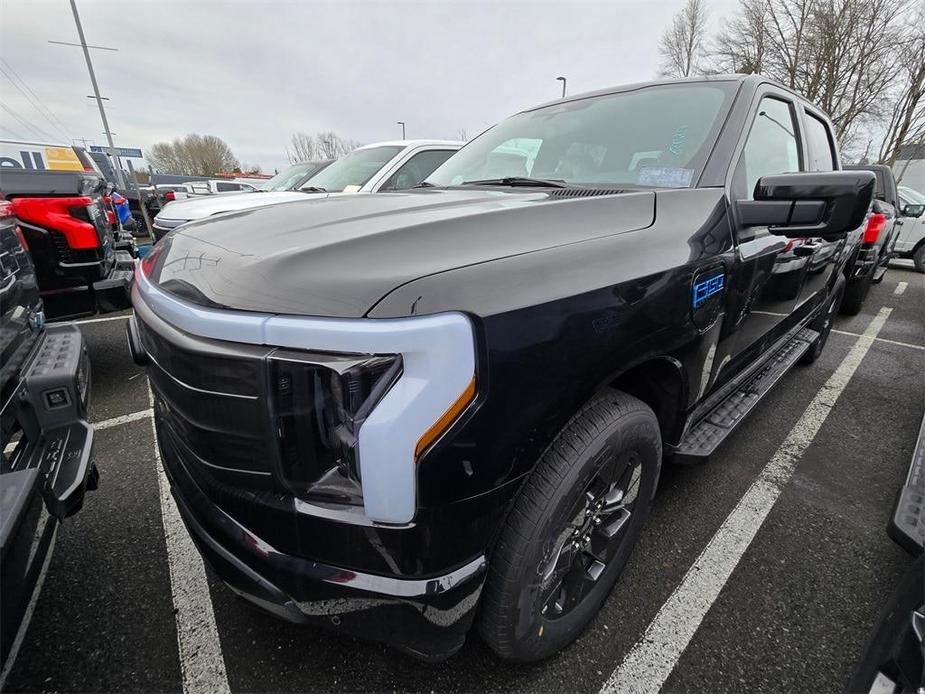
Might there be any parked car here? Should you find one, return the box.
[847,414,923,693]
[150,141,460,241]
[0,198,98,675]
[256,160,333,192]
[0,160,135,320]
[127,75,873,662]
[894,185,925,272]
[841,164,902,314]
[188,179,259,195]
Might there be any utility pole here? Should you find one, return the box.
[397,121,406,140]
[50,0,125,189]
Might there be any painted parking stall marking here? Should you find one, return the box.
[147,385,231,694]
[893,281,907,296]
[601,307,893,694]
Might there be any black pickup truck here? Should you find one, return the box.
[0,198,98,674]
[841,164,902,314]
[127,75,873,662]
[0,167,134,320]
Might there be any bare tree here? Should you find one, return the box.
[148,134,239,176]
[286,131,360,163]
[286,133,318,163]
[711,0,910,145]
[658,0,710,77]
[455,128,468,142]
[876,4,925,165]
[714,0,770,74]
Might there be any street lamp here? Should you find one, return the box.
[556,76,567,98]
[397,121,406,140]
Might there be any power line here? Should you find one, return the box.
[0,123,27,140]
[0,60,72,142]
[0,102,58,142]
[0,58,71,136]
[0,58,74,140]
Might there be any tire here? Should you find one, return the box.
[840,268,873,316]
[800,276,845,365]
[478,389,662,662]
[914,244,925,274]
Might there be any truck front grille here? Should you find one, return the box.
[136,313,277,481]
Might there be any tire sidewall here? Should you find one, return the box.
[497,402,661,660]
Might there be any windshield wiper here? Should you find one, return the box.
[300,186,327,193]
[460,176,568,188]
[412,181,435,188]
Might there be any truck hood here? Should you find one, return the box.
[147,188,655,317]
[155,190,315,225]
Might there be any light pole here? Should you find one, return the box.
[50,0,125,189]
[556,76,567,98]
[397,121,406,140]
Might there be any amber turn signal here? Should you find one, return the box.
[415,377,477,459]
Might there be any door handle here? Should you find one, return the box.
[793,244,820,257]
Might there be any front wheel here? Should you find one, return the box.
[478,389,661,662]
[914,245,925,274]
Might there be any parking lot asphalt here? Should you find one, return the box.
[3,265,923,694]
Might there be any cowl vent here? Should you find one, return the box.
[546,188,626,199]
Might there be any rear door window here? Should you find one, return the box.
[803,112,835,172]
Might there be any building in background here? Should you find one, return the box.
[894,142,925,193]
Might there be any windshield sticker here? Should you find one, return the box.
[669,126,689,156]
[638,166,694,188]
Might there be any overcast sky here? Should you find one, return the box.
[0,0,740,173]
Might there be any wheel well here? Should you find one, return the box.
[609,358,686,445]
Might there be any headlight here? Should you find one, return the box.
[269,350,402,503]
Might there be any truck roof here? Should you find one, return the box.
[525,73,826,116]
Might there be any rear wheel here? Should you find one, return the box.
[478,389,661,662]
[800,276,845,365]
[841,268,873,316]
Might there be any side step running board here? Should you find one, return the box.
[888,416,924,555]
[674,328,819,462]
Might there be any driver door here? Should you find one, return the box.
[723,92,809,377]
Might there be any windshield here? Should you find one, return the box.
[899,186,925,204]
[260,162,325,191]
[426,83,736,189]
[300,145,402,192]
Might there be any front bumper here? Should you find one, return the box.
[157,414,487,660]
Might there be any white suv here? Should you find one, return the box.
[894,185,925,272]
[152,140,462,241]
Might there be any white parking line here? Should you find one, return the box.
[893,281,907,296]
[830,330,922,351]
[95,409,153,429]
[601,307,892,694]
[72,314,131,325]
[0,526,57,692]
[148,385,230,694]
[3,410,154,456]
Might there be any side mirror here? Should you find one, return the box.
[737,170,875,239]
[903,203,924,218]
